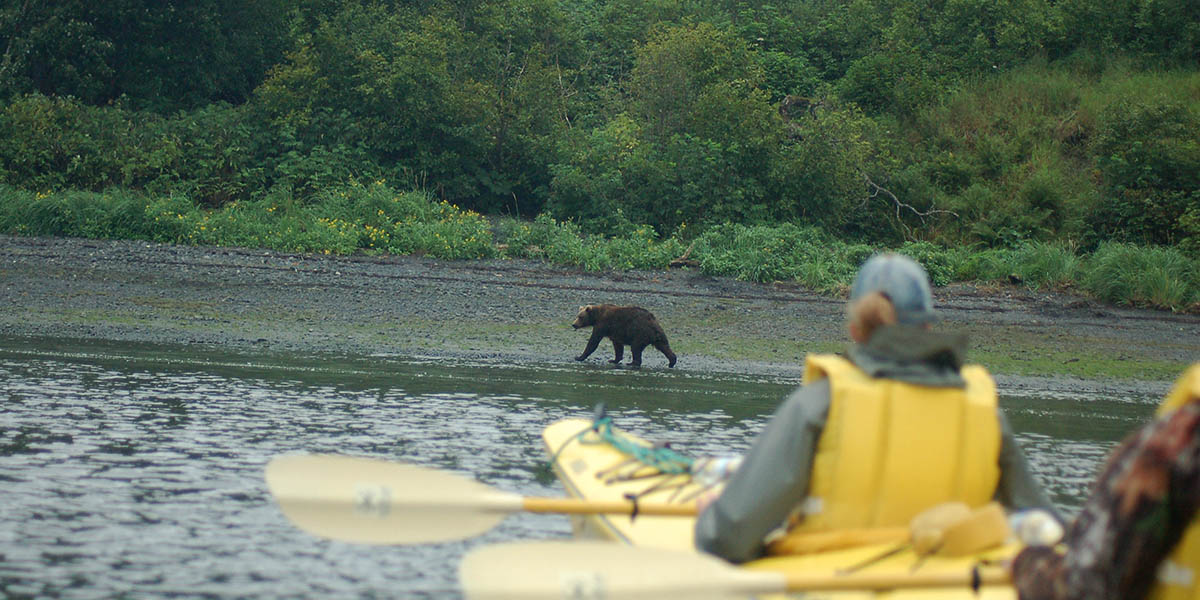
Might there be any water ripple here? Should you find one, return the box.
[0,343,1159,599]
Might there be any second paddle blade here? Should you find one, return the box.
[265,454,523,545]
[460,540,784,600]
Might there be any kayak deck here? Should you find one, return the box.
[543,417,1019,599]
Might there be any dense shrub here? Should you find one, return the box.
[549,23,782,234]
[692,223,870,290]
[952,241,1081,290]
[0,182,498,259]
[0,94,265,206]
[839,51,947,117]
[0,95,146,192]
[0,187,163,240]
[1088,99,1200,247]
[1082,242,1199,310]
[1060,0,1200,65]
[496,214,685,271]
[770,103,884,239]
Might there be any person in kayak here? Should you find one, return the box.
[1011,363,1200,600]
[694,252,1063,563]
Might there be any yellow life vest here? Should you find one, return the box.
[789,354,1002,533]
[1148,363,1200,600]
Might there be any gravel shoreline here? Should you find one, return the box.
[2,234,1197,398]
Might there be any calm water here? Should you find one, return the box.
[0,336,1160,599]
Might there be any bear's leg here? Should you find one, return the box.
[629,344,645,368]
[609,341,624,364]
[654,341,677,368]
[576,330,604,361]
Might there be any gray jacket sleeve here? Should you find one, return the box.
[695,383,1063,562]
[994,410,1066,524]
[694,379,831,563]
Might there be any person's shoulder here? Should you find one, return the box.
[778,378,832,422]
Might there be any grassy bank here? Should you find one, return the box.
[2,182,1197,313]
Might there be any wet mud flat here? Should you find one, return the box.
[1,234,1196,399]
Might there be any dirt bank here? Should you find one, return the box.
[1,234,1196,398]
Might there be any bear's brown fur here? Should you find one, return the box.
[571,304,677,368]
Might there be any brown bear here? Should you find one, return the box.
[571,304,677,368]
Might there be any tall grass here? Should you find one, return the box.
[0,187,182,242]
[494,214,686,271]
[0,181,498,259]
[953,241,1081,290]
[1083,243,1199,311]
[2,185,1196,312]
[694,223,844,290]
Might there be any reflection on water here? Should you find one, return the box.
[1002,388,1159,510]
[0,336,1160,599]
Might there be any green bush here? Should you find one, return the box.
[770,104,884,239]
[838,51,946,116]
[952,241,1080,290]
[1082,242,1199,311]
[895,241,956,287]
[1181,206,1200,258]
[155,103,266,206]
[1061,0,1200,65]
[693,223,857,290]
[1088,99,1200,247]
[546,117,645,235]
[549,23,782,235]
[0,95,144,192]
[950,184,1035,248]
[496,214,684,271]
[0,186,175,241]
[0,182,499,259]
[0,94,268,207]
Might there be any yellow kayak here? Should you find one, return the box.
[542,417,1020,599]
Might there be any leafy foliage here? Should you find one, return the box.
[496,213,685,270]
[0,182,496,259]
[0,0,291,111]
[1,0,1198,312]
[1088,99,1200,247]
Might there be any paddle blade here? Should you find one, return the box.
[460,541,785,600]
[265,454,522,545]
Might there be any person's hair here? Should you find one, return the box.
[847,290,897,341]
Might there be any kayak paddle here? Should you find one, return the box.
[459,540,1011,599]
[264,454,696,545]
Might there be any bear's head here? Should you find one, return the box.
[572,305,598,329]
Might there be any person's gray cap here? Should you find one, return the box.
[850,253,937,325]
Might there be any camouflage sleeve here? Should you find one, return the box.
[1012,404,1200,600]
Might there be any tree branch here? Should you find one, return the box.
[862,172,959,240]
